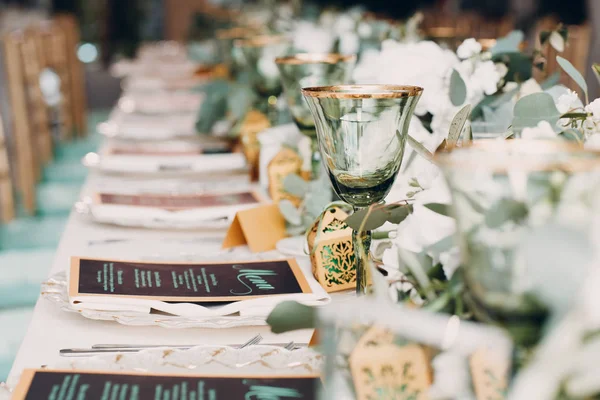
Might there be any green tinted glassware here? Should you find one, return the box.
[302,84,423,294]
[436,140,600,347]
[234,35,291,122]
[276,53,356,179]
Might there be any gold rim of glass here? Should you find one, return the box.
[233,35,290,48]
[216,27,259,40]
[275,53,356,65]
[434,139,600,172]
[301,84,424,99]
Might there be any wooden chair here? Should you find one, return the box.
[55,14,87,138]
[0,115,15,222]
[34,21,74,141]
[535,18,591,91]
[3,32,37,215]
[20,30,53,165]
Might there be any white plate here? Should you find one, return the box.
[4,345,322,392]
[75,181,262,230]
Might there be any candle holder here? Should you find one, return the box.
[275,53,356,179]
[302,84,423,294]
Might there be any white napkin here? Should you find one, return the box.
[118,92,204,115]
[86,198,258,229]
[91,152,247,175]
[102,109,199,140]
[68,257,330,317]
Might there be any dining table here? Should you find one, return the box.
[6,165,314,385]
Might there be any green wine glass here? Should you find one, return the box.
[302,84,423,294]
[275,53,356,179]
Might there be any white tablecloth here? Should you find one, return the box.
[7,172,314,383]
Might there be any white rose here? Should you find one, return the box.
[585,98,600,121]
[521,121,558,140]
[456,38,482,59]
[292,22,335,53]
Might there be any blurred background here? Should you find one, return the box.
[0,0,595,108]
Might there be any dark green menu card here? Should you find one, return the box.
[69,257,313,303]
[12,369,321,399]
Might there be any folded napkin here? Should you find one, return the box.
[86,192,260,229]
[118,92,204,115]
[103,109,199,140]
[68,257,330,317]
[90,150,247,175]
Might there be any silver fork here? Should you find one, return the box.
[283,341,296,351]
[60,334,264,357]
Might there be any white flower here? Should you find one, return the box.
[456,38,482,59]
[585,98,600,121]
[515,78,543,100]
[521,121,558,140]
[557,90,580,114]
[292,21,335,53]
[439,247,461,278]
[352,39,459,117]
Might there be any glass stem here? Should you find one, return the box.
[266,96,278,125]
[310,136,320,180]
[352,208,372,295]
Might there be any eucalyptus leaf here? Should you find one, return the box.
[540,71,561,90]
[279,199,302,225]
[560,128,584,142]
[407,133,434,162]
[266,301,316,333]
[425,234,456,254]
[383,203,414,224]
[448,104,471,145]
[304,192,330,219]
[345,207,388,231]
[423,203,451,217]
[397,248,435,301]
[549,31,565,52]
[344,203,413,231]
[450,69,467,106]
[512,93,561,131]
[490,30,524,56]
[492,52,532,82]
[283,174,309,197]
[485,198,528,228]
[557,56,588,96]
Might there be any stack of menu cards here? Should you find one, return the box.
[83,190,263,229]
[68,257,330,317]
[12,369,321,399]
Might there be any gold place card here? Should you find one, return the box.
[95,190,263,211]
[69,256,312,303]
[12,369,321,400]
[267,147,303,206]
[222,204,287,253]
[307,206,356,292]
